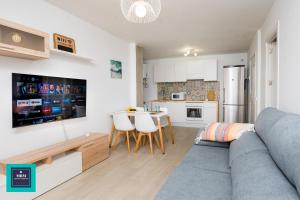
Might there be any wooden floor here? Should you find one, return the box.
[36,127,198,200]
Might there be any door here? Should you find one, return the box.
[223,66,245,105]
[266,40,278,108]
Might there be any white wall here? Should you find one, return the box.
[251,0,300,114]
[144,53,248,121]
[0,0,135,159]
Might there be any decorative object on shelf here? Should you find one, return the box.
[110,60,122,79]
[143,77,149,88]
[120,0,161,23]
[11,33,22,43]
[53,33,76,54]
[143,72,149,88]
[184,48,201,57]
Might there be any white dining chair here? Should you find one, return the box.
[134,107,144,112]
[134,112,161,154]
[153,107,173,143]
[112,111,137,153]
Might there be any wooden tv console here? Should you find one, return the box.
[0,133,109,174]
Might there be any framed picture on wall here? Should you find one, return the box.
[110,60,122,79]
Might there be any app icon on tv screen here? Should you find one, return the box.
[12,73,87,128]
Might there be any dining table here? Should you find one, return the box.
[109,111,175,154]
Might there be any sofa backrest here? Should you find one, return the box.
[255,107,286,142]
[229,132,267,166]
[255,108,300,195]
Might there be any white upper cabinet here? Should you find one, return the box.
[187,59,218,81]
[187,60,205,80]
[154,63,175,83]
[154,62,187,83]
[203,60,218,81]
[174,62,187,82]
[153,59,218,83]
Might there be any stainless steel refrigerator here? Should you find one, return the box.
[223,65,245,123]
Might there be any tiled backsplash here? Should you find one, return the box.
[157,80,220,101]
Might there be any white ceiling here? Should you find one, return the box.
[47,0,274,59]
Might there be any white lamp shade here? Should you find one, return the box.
[121,0,161,23]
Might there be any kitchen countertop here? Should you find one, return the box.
[151,100,218,103]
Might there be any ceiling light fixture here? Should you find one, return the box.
[121,0,161,24]
[184,49,200,57]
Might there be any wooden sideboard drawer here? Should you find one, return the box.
[78,136,109,171]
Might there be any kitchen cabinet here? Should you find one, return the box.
[152,102,186,123]
[153,59,218,83]
[187,60,205,80]
[154,62,187,83]
[174,62,187,82]
[187,60,218,81]
[203,60,218,81]
[154,63,174,83]
[152,101,218,127]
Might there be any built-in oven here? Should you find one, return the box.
[186,105,203,121]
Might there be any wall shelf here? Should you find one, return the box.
[0,18,49,60]
[50,48,95,62]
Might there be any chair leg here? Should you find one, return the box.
[123,134,127,144]
[153,133,160,148]
[126,131,131,153]
[148,134,153,154]
[134,133,143,152]
[113,132,122,149]
[142,135,146,146]
[132,131,137,142]
[162,127,168,142]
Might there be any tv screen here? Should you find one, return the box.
[12,73,86,128]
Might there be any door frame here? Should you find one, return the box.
[265,21,280,109]
[249,54,256,123]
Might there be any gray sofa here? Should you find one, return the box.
[156,108,300,200]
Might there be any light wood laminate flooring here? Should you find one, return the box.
[36,127,198,200]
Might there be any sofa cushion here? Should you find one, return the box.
[199,122,254,142]
[255,107,285,140]
[155,164,231,200]
[195,128,230,148]
[231,150,299,200]
[195,140,230,148]
[229,131,267,166]
[263,114,300,194]
[182,145,230,173]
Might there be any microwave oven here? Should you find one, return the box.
[171,92,186,101]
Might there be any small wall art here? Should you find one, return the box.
[110,60,122,79]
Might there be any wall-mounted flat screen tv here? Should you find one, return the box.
[12,73,86,128]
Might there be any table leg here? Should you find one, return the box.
[157,118,165,154]
[109,123,115,148]
[167,116,175,144]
